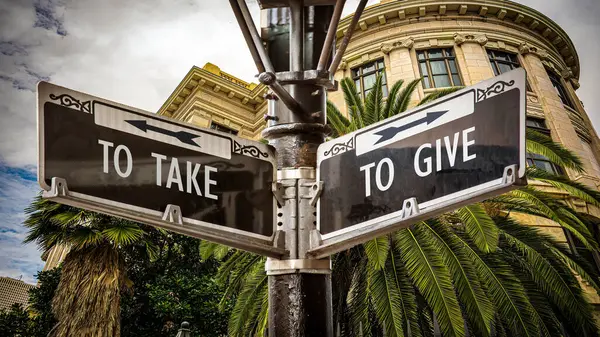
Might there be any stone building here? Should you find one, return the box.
[156,0,600,313]
[0,276,34,311]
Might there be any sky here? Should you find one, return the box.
[0,0,598,284]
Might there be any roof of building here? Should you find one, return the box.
[340,0,580,79]
[0,276,35,311]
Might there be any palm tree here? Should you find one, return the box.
[204,75,600,337]
[24,196,157,337]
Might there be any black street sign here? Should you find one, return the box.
[37,82,284,257]
[311,68,527,257]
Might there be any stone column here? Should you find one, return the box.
[382,37,419,105]
[453,33,494,85]
[520,44,599,188]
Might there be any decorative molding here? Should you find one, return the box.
[561,68,574,80]
[561,68,581,89]
[518,42,549,60]
[324,137,354,157]
[232,140,269,158]
[380,37,414,54]
[49,94,92,113]
[454,33,488,46]
[339,59,348,70]
[476,80,516,102]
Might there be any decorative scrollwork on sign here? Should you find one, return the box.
[476,80,515,102]
[233,140,269,158]
[324,137,354,157]
[49,94,92,113]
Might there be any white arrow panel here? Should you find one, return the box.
[355,91,475,156]
[93,102,232,159]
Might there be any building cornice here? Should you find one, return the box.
[337,0,580,79]
[157,64,268,117]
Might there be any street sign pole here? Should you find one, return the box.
[230,0,367,335]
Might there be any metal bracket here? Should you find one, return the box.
[309,181,323,207]
[309,229,323,249]
[400,197,419,219]
[162,204,183,225]
[272,182,285,207]
[502,164,518,184]
[42,177,69,198]
[265,258,331,275]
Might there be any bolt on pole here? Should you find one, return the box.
[229,1,367,335]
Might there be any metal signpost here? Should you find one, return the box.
[311,69,527,258]
[37,81,284,258]
[36,0,528,335]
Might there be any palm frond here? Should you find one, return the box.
[101,221,144,247]
[347,255,373,337]
[368,251,405,337]
[327,100,352,137]
[227,264,268,337]
[526,128,585,172]
[423,220,494,337]
[498,219,597,335]
[526,167,600,206]
[457,204,499,253]
[389,246,422,337]
[364,74,384,126]
[392,78,423,116]
[364,236,389,270]
[383,80,405,119]
[396,227,465,337]
[340,78,365,128]
[452,232,538,337]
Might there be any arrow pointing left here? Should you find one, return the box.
[125,120,201,147]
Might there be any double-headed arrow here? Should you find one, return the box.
[373,110,447,145]
[126,120,200,147]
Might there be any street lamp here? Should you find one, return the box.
[229,1,368,336]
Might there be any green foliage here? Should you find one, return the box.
[0,268,61,337]
[0,303,31,337]
[120,233,230,337]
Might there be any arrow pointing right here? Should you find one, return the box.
[372,110,447,145]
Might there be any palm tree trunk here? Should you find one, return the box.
[50,244,124,337]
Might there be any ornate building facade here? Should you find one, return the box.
[156,0,600,312]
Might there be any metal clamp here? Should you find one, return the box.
[502,164,518,184]
[308,181,323,207]
[400,197,419,219]
[42,177,69,198]
[265,258,331,275]
[272,182,285,207]
[162,204,183,225]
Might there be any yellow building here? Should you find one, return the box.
[157,0,600,312]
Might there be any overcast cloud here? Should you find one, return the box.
[0,0,598,284]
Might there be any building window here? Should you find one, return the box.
[526,153,564,175]
[351,59,388,98]
[548,71,574,109]
[417,48,463,89]
[487,50,532,91]
[526,117,550,135]
[563,226,600,273]
[487,50,521,76]
[210,122,238,135]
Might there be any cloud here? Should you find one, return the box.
[0,162,43,284]
[0,0,597,284]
